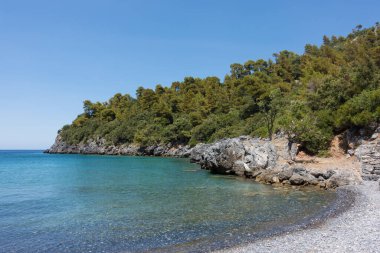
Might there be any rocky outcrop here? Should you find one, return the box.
[250,165,360,189]
[45,135,191,157]
[190,136,277,176]
[189,136,361,189]
[355,132,380,181]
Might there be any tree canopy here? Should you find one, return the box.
[60,24,380,155]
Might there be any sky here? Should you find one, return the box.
[0,0,379,149]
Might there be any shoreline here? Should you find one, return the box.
[45,136,364,190]
[219,181,380,253]
[41,151,378,252]
[143,172,359,253]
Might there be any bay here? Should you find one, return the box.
[0,151,336,252]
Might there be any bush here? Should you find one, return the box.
[189,110,241,144]
[279,101,333,154]
[336,88,380,128]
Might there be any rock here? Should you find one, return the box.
[278,169,293,181]
[325,170,360,188]
[289,174,306,185]
[323,170,336,179]
[288,167,320,186]
[153,146,165,156]
[289,142,298,160]
[255,170,280,184]
[355,134,380,181]
[189,143,211,163]
[45,135,192,157]
[347,149,355,156]
[272,138,297,161]
[189,136,277,175]
[370,133,378,141]
[362,174,380,181]
[251,170,263,178]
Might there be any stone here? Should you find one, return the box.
[277,169,293,181]
[289,174,306,185]
[322,170,336,179]
[289,142,298,160]
[251,170,263,178]
[189,136,277,175]
[325,170,360,188]
[370,133,378,141]
[355,134,380,181]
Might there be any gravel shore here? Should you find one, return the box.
[220,181,380,253]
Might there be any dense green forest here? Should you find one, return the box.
[60,24,380,155]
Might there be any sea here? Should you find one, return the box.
[0,150,337,252]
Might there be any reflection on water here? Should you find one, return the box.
[0,151,336,252]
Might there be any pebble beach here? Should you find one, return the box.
[220,181,380,253]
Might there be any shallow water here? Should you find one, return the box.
[0,151,336,252]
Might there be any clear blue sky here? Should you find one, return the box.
[0,0,378,149]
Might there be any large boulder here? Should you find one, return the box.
[189,136,277,175]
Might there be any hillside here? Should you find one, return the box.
[56,24,380,155]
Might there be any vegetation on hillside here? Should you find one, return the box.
[60,24,380,155]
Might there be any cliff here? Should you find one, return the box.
[45,135,192,157]
[190,136,361,189]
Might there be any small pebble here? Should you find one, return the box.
[219,181,380,253]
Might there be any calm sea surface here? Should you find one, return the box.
[0,151,336,252]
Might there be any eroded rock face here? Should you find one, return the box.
[251,166,360,189]
[189,136,362,188]
[189,136,277,175]
[44,135,192,157]
[355,136,380,181]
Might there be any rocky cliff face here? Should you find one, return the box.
[45,135,191,157]
[190,136,277,175]
[355,132,380,181]
[338,124,380,181]
[189,136,361,189]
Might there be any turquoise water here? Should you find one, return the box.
[0,151,336,252]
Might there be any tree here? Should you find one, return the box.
[279,101,333,154]
[257,89,283,140]
[336,88,380,129]
[230,63,249,79]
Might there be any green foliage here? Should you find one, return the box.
[336,88,380,128]
[279,101,333,154]
[189,110,243,145]
[59,24,380,154]
[257,88,285,140]
[163,116,193,144]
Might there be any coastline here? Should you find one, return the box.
[45,135,363,189]
[219,181,380,253]
[44,135,380,252]
[41,150,378,252]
